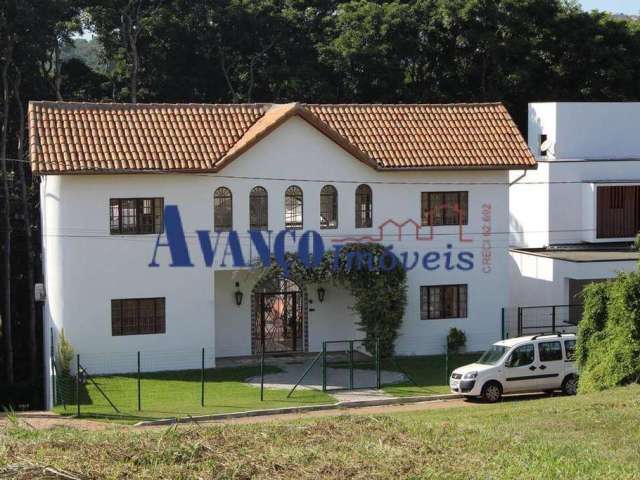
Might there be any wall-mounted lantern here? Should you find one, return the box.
[234,282,244,306]
[317,286,326,303]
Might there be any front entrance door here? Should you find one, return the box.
[256,288,303,353]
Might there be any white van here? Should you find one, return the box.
[450,333,578,402]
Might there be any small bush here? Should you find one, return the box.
[576,281,610,368]
[56,329,74,376]
[447,328,466,353]
[578,272,640,393]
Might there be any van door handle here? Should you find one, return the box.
[539,365,547,370]
[529,366,536,371]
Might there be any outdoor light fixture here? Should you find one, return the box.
[317,287,326,303]
[234,282,243,306]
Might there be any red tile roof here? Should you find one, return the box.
[29,101,535,174]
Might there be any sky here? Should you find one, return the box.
[578,0,639,15]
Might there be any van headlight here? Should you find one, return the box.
[463,371,478,379]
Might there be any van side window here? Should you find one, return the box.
[538,341,562,362]
[564,340,576,361]
[506,344,534,368]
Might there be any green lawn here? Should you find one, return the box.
[382,352,480,395]
[53,366,334,422]
[51,354,481,422]
[4,385,640,478]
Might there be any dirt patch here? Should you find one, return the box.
[0,412,119,431]
[1,399,474,431]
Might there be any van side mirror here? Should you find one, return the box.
[505,354,515,368]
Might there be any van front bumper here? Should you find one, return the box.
[450,378,480,395]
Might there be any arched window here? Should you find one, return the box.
[320,185,338,229]
[214,187,233,231]
[355,184,372,228]
[249,186,268,230]
[284,185,303,229]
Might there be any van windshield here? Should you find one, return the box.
[477,345,508,365]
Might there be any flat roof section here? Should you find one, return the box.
[511,244,640,263]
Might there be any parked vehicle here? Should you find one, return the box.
[450,333,578,402]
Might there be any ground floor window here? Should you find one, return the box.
[420,284,468,320]
[111,298,165,336]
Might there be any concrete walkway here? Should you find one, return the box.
[245,357,406,402]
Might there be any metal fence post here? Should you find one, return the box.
[375,338,381,389]
[50,328,56,406]
[517,307,523,337]
[260,348,265,401]
[322,341,327,392]
[76,354,80,417]
[552,306,556,333]
[501,308,505,339]
[349,340,354,390]
[201,348,205,407]
[137,351,141,412]
[444,340,449,384]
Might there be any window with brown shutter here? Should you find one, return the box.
[110,198,164,234]
[320,185,338,229]
[214,187,233,231]
[596,186,640,238]
[355,184,372,228]
[111,298,166,336]
[285,185,304,229]
[421,191,468,226]
[420,285,468,320]
[249,186,268,230]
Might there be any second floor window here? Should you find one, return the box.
[355,184,372,228]
[596,185,640,238]
[250,186,268,230]
[285,185,303,229]
[214,187,233,231]
[320,185,338,229]
[420,284,468,320]
[110,198,163,234]
[422,191,468,226]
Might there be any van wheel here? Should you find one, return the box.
[562,375,578,396]
[481,381,502,403]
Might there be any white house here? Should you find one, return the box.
[509,103,640,316]
[30,101,535,402]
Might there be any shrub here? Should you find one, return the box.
[56,329,74,376]
[576,281,610,368]
[578,271,640,392]
[447,328,466,353]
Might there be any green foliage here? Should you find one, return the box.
[446,328,467,353]
[578,272,640,392]
[634,233,640,252]
[56,329,74,376]
[576,281,610,368]
[254,243,407,357]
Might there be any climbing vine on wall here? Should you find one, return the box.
[253,243,407,357]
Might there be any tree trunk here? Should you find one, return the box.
[53,42,63,101]
[130,35,138,103]
[14,68,38,385]
[1,43,14,384]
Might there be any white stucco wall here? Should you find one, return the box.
[511,102,640,248]
[509,251,637,306]
[42,115,512,385]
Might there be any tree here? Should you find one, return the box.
[0,0,16,385]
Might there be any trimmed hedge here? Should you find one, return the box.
[577,271,640,392]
